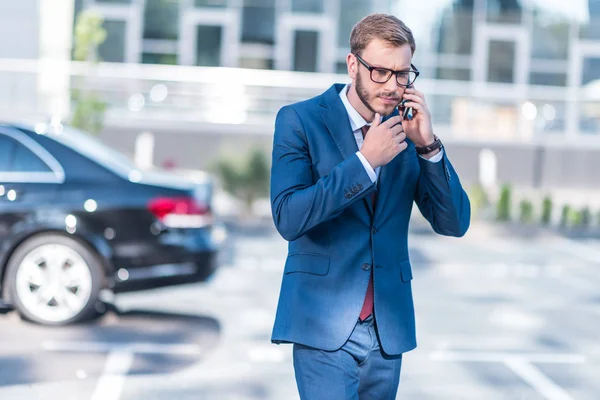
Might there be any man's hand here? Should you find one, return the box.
[401,87,435,148]
[360,114,407,169]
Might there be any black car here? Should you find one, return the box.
[0,121,225,325]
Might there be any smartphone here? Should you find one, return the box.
[398,99,413,121]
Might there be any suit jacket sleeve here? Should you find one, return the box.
[414,151,471,237]
[270,106,375,241]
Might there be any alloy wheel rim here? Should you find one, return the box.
[15,244,93,322]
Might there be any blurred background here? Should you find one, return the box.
[1,1,600,399]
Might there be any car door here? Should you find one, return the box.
[0,128,64,245]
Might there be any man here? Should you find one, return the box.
[269,13,470,399]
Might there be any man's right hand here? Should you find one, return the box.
[360,114,408,169]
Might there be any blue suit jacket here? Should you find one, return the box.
[270,83,470,356]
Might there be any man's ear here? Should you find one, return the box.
[347,54,357,79]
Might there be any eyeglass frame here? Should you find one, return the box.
[353,53,420,88]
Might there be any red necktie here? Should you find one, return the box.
[359,124,374,321]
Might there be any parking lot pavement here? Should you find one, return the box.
[0,221,599,399]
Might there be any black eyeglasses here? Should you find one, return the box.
[353,53,419,87]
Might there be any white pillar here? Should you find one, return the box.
[38,0,75,119]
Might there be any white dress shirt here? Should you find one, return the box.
[338,84,443,183]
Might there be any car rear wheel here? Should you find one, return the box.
[6,234,104,325]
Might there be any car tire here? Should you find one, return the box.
[5,233,105,326]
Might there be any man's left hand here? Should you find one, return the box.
[400,87,435,148]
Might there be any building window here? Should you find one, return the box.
[196,25,222,66]
[579,2,600,40]
[98,20,127,63]
[337,0,371,48]
[195,0,228,7]
[96,0,132,3]
[582,57,600,86]
[291,0,323,13]
[242,0,276,44]
[530,10,569,60]
[436,67,471,81]
[239,57,274,69]
[144,0,179,40]
[486,0,522,24]
[142,53,177,65]
[293,30,319,72]
[487,40,515,83]
[435,4,473,55]
[529,72,566,87]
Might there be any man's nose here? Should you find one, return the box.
[383,75,398,94]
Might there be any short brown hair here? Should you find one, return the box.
[350,14,416,56]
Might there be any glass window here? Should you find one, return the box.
[196,25,222,66]
[531,11,569,59]
[529,72,566,87]
[144,0,179,40]
[336,61,348,74]
[239,57,274,69]
[487,40,515,83]
[436,67,471,81]
[293,30,319,72]
[98,20,127,63]
[337,0,371,48]
[242,0,276,44]
[291,0,323,13]
[142,53,178,65]
[486,0,523,24]
[0,136,16,172]
[12,143,52,173]
[580,1,600,40]
[195,0,227,7]
[435,3,474,55]
[582,57,600,86]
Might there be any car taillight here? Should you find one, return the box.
[148,196,212,228]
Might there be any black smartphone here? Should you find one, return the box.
[399,99,413,121]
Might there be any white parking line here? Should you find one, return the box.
[91,350,133,400]
[43,341,204,400]
[504,357,575,400]
[431,350,584,400]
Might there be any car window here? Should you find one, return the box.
[11,140,52,173]
[0,135,16,172]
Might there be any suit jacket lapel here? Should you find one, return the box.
[320,84,359,160]
[320,84,373,219]
[373,110,401,219]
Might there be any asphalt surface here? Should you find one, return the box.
[1,219,599,400]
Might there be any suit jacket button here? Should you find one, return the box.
[357,184,363,190]
[362,263,371,271]
[345,192,352,198]
[371,227,377,234]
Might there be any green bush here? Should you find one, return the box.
[212,148,270,214]
[570,209,583,227]
[469,184,489,219]
[519,199,534,223]
[560,205,571,227]
[541,196,552,225]
[581,207,591,227]
[496,184,511,222]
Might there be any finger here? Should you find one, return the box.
[400,101,425,113]
[397,141,408,152]
[382,115,403,128]
[396,131,406,142]
[371,113,381,127]
[391,124,404,135]
[402,93,424,104]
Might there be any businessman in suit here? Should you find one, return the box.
[269,13,470,399]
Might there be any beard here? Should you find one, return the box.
[355,72,400,117]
